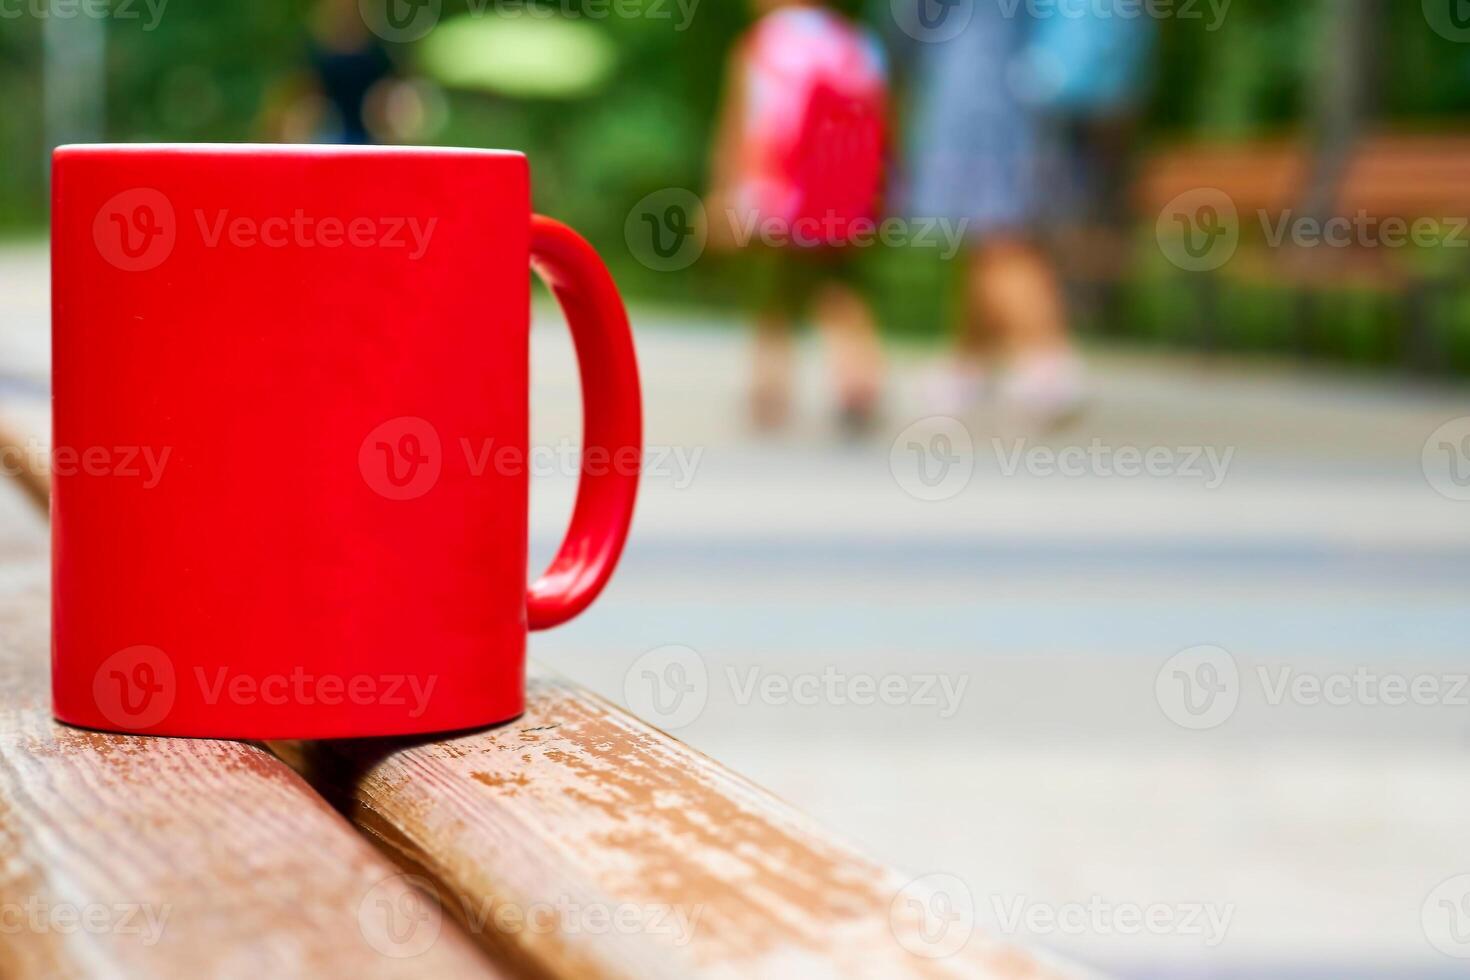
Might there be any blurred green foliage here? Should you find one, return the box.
[2,0,1470,372]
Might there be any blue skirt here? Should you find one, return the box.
[899,1,1039,238]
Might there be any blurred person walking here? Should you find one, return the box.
[893,0,1149,427]
[707,0,890,433]
[1023,6,1156,341]
[1020,2,1155,213]
[258,0,433,145]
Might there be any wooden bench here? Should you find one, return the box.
[0,450,494,977]
[1130,133,1470,370]
[0,410,1085,977]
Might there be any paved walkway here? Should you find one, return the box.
[6,243,1470,978]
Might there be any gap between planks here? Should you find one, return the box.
[273,672,1093,980]
[0,427,500,977]
[1,400,1094,980]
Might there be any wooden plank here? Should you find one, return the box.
[0,441,498,975]
[1134,139,1309,215]
[1137,133,1470,221]
[277,673,1087,980]
[2,397,1086,978]
[1337,136,1470,217]
[0,414,48,511]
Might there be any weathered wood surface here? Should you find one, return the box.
[0,468,497,976]
[279,673,1086,980]
[0,410,48,511]
[4,400,1084,979]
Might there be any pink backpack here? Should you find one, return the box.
[734,9,888,247]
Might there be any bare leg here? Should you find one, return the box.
[919,244,1001,416]
[812,282,884,425]
[967,237,1086,425]
[751,312,795,431]
[968,237,1071,358]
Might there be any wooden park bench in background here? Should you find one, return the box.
[1127,133,1470,371]
[0,409,1086,977]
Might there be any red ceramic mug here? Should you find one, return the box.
[50,144,641,738]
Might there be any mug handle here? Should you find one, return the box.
[525,215,642,630]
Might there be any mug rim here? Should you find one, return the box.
[54,142,524,160]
